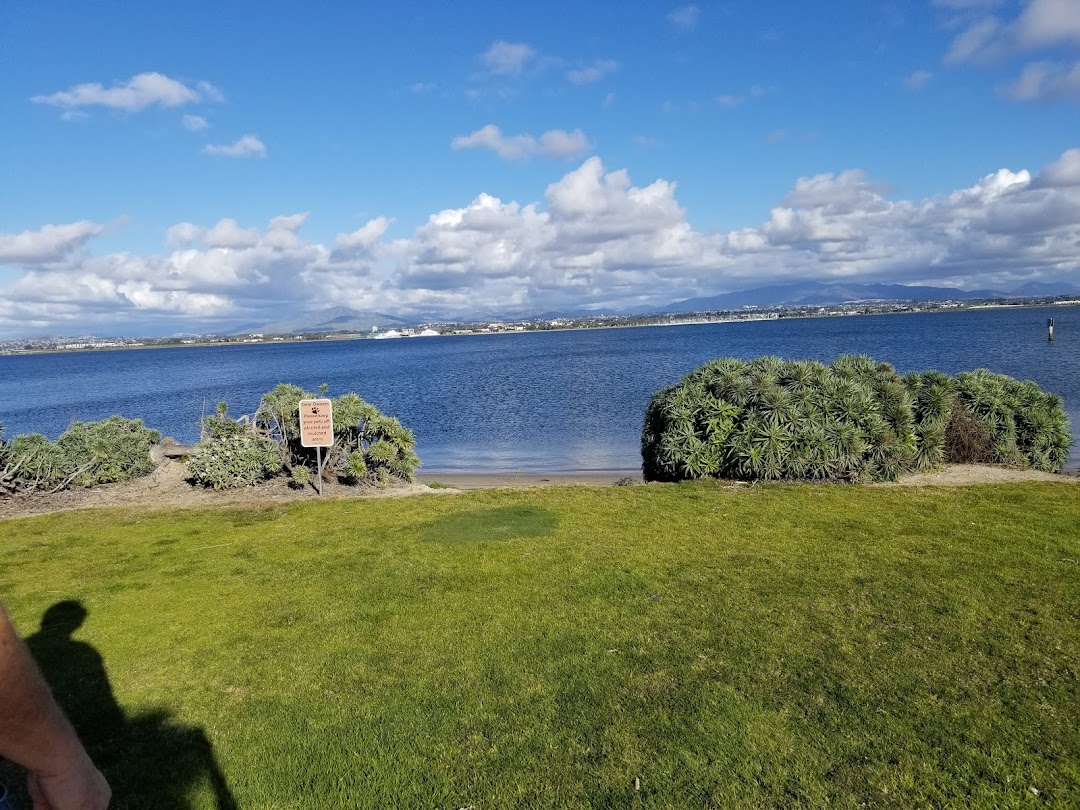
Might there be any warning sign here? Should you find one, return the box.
[299,399,334,447]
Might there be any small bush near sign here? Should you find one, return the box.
[186,384,420,490]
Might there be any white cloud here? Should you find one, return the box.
[0,221,105,264]
[668,4,700,31]
[0,213,335,333]
[165,222,204,248]
[202,135,267,158]
[537,129,591,159]
[5,149,1080,336]
[1034,147,1080,186]
[1015,0,1080,49]
[566,59,618,85]
[332,217,392,260]
[944,16,1005,64]
[182,114,208,132]
[31,72,221,112]
[481,41,536,75]
[117,285,232,316]
[1004,59,1080,100]
[451,125,590,160]
[903,69,934,90]
[263,213,310,250]
[940,0,1080,101]
[715,84,772,107]
[203,218,260,249]
[196,81,225,103]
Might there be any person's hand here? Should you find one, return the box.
[26,751,110,810]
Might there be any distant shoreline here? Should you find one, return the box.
[3,300,1077,359]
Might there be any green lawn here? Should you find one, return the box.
[2,481,1079,808]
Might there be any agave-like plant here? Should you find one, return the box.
[749,355,784,378]
[913,422,946,471]
[758,385,794,427]
[906,370,955,430]
[735,442,766,479]
[832,354,879,382]
[779,359,817,392]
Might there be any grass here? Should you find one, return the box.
[1,481,1079,808]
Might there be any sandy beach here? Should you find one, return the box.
[416,470,642,489]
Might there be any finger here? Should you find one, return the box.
[27,774,55,810]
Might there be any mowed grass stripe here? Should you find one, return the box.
[1,482,1078,808]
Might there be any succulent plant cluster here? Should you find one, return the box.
[1,416,160,495]
[642,355,1072,483]
[189,384,420,490]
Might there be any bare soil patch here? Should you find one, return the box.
[875,463,1078,488]
[0,458,433,520]
[1,461,1075,521]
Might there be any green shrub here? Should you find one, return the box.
[951,369,1072,472]
[188,433,282,490]
[200,401,251,442]
[253,384,420,485]
[2,417,160,495]
[643,355,920,483]
[642,356,1072,483]
[2,434,70,493]
[253,383,307,448]
[56,416,160,486]
[904,370,956,472]
[289,465,311,489]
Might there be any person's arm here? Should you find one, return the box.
[0,603,110,810]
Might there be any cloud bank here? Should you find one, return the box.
[3,149,1080,336]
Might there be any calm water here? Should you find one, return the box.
[2,306,1078,472]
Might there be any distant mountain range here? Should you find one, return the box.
[655,280,1080,312]
[236,306,409,335]
[230,281,1080,335]
[1009,281,1080,297]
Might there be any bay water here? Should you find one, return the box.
[2,305,1077,472]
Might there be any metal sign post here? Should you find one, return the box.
[298,398,334,496]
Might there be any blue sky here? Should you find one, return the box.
[2,0,1079,337]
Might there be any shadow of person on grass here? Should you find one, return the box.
[11,600,237,810]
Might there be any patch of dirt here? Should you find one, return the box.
[0,459,435,520]
[875,463,1078,487]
